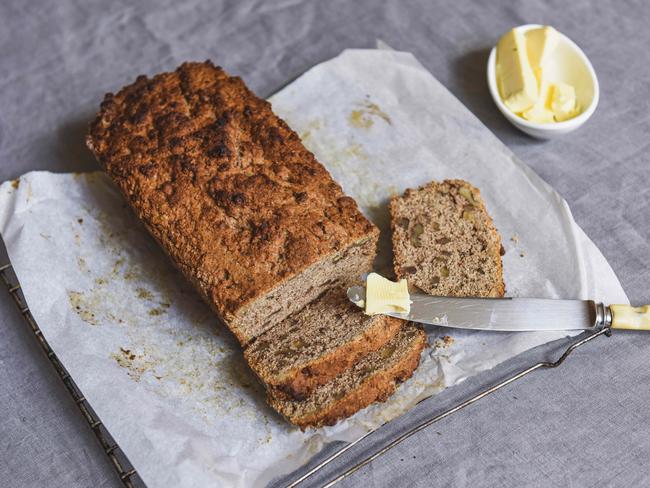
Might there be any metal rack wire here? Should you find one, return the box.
[2,261,611,488]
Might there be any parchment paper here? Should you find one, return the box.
[0,48,628,488]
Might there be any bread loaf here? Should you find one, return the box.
[88,61,429,431]
[87,61,379,344]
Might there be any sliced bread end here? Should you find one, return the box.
[390,179,505,298]
[268,324,427,430]
[244,287,403,400]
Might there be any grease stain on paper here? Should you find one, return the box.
[68,291,99,325]
[298,119,322,143]
[109,327,268,423]
[148,307,167,316]
[110,346,158,381]
[136,288,154,300]
[77,256,89,272]
[348,101,391,130]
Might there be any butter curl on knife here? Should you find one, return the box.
[352,272,412,316]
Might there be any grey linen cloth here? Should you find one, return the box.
[1,0,649,487]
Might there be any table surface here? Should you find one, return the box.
[1,1,649,487]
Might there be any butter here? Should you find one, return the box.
[364,273,411,316]
[522,103,555,124]
[497,29,538,112]
[522,67,555,123]
[525,26,559,71]
[497,25,583,123]
[549,81,579,121]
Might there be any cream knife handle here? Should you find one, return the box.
[610,304,650,330]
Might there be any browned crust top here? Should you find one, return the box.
[87,61,375,321]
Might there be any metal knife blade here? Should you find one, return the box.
[347,286,604,331]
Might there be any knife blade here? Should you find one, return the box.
[347,285,610,331]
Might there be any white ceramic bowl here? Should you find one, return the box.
[487,24,599,139]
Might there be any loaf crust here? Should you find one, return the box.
[269,325,427,430]
[87,61,377,343]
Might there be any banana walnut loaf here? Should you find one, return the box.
[87,61,427,430]
[87,61,379,345]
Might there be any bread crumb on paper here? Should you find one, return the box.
[433,335,455,350]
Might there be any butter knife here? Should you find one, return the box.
[347,286,650,332]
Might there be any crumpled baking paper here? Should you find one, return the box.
[0,48,628,488]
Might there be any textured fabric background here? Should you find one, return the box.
[1,1,649,487]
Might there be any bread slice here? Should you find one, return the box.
[87,61,378,344]
[390,179,505,297]
[244,287,403,400]
[268,324,426,430]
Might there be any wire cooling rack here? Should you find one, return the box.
[1,261,611,488]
